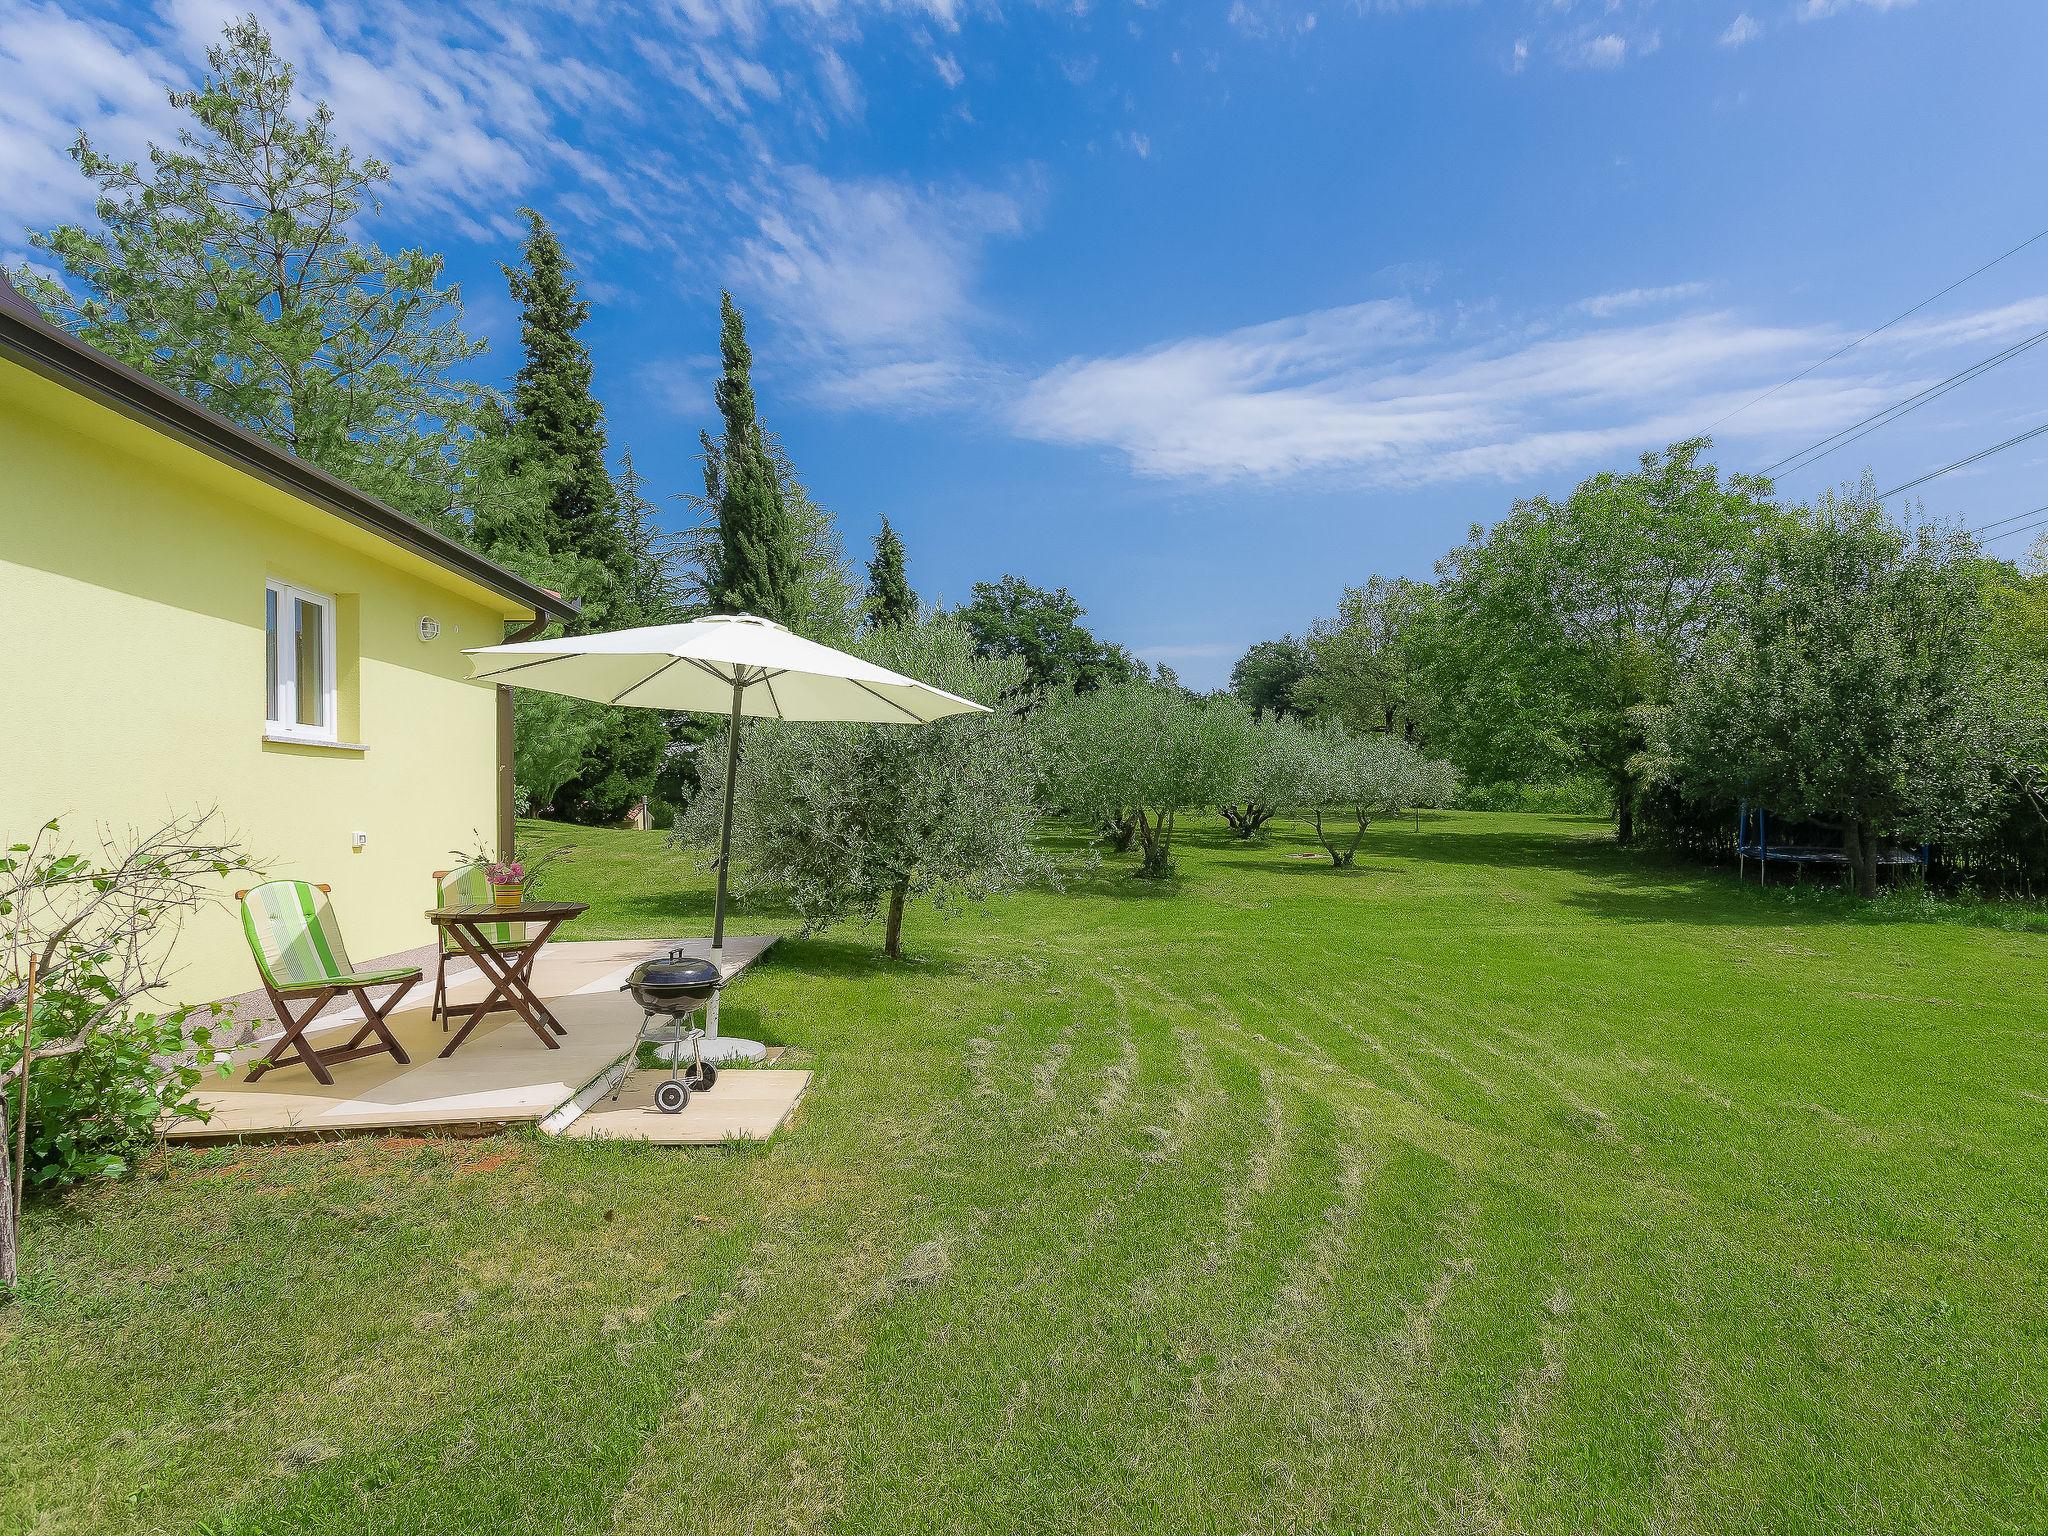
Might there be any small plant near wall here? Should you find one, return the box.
[1,813,252,1292]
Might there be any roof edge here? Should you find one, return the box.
[0,276,579,625]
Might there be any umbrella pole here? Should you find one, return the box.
[705,677,744,1048]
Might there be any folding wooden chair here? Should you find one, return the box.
[237,880,421,1085]
[429,862,531,1029]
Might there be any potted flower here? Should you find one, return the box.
[486,858,526,907]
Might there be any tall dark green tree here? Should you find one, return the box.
[486,217,666,824]
[1229,637,1312,720]
[704,293,803,624]
[865,516,916,630]
[615,447,683,626]
[502,210,627,609]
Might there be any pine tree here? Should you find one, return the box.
[504,209,626,617]
[615,447,681,627]
[865,516,916,629]
[18,16,481,530]
[705,293,802,624]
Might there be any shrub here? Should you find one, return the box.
[4,968,223,1195]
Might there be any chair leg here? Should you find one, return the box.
[350,979,416,1065]
[247,986,342,1087]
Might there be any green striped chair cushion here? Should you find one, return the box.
[238,879,413,991]
[436,863,528,953]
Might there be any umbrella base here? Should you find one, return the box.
[658,1035,768,1065]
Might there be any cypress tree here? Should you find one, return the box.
[504,209,626,615]
[865,516,916,629]
[705,292,802,624]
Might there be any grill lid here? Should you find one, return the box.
[626,951,720,991]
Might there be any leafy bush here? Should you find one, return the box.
[1456,775,1612,815]
[2,815,246,1236]
[3,974,225,1194]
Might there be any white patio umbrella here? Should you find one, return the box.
[465,613,989,1060]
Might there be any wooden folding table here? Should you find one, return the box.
[426,900,589,1058]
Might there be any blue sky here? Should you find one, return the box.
[5,0,2045,686]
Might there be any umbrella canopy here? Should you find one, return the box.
[464,613,989,1062]
[465,613,988,724]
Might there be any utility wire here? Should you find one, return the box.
[1877,420,2048,500]
[1705,223,2048,434]
[1977,513,2048,547]
[1760,322,2048,479]
[1966,501,2048,537]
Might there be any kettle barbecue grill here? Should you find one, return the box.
[620,950,722,1112]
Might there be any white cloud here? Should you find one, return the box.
[0,0,1009,253]
[1799,0,1917,17]
[1574,282,1711,318]
[1577,33,1629,68]
[0,1,187,228]
[731,165,1029,407]
[1118,129,1152,159]
[932,51,963,87]
[1719,12,1762,46]
[1009,292,2032,488]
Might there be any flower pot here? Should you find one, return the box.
[491,883,523,908]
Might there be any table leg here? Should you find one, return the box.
[438,917,570,1057]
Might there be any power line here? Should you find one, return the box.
[1760,322,2048,479]
[1978,513,2048,547]
[1705,222,2048,434]
[1877,420,2048,500]
[1966,501,2048,537]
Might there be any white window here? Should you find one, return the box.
[265,579,337,741]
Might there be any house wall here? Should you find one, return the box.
[0,361,528,1009]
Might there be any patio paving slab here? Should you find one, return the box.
[554,1068,811,1143]
[165,936,777,1141]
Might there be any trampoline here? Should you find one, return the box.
[1736,801,1928,886]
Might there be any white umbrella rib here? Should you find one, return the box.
[612,656,688,706]
[849,677,928,724]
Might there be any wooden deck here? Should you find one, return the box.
[164,937,792,1142]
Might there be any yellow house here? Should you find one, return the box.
[0,276,576,1007]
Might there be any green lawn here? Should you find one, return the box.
[5,813,2046,1534]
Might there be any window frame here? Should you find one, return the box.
[264,577,339,743]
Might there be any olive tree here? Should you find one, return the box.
[1298,726,1455,866]
[1221,714,1315,839]
[688,617,1043,959]
[1045,684,1252,878]
[1664,483,1996,896]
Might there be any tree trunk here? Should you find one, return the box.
[1616,788,1635,846]
[1844,818,1879,898]
[1221,804,1270,840]
[0,1095,16,1292]
[1137,810,1175,878]
[1107,813,1137,854]
[883,879,909,960]
[1314,809,1360,867]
